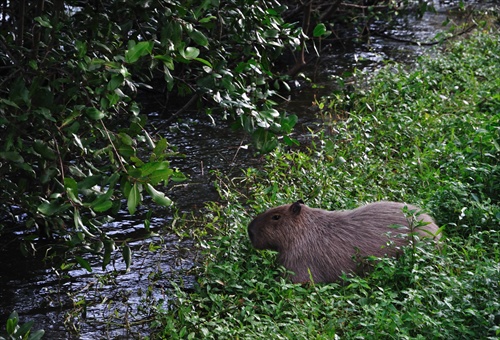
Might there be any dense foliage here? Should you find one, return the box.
[0,0,310,267]
[152,30,500,338]
[0,0,465,268]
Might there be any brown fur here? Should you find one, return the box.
[248,201,440,283]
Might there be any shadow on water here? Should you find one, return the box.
[0,2,488,338]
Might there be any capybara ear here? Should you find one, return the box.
[290,201,302,215]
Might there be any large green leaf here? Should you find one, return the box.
[37,201,70,216]
[125,41,153,63]
[127,183,141,214]
[188,29,209,46]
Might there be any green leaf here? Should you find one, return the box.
[29,329,45,340]
[75,40,87,58]
[146,183,173,207]
[150,168,175,185]
[281,114,298,133]
[125,41,153,63]
[170,171,187,182]
[163,67,174,91]
[283,135,300,147]
[0,98,21,109]
[33,140,57,160]
[64,177,81,204]
[74,208,95,237]
[86,107,105,120]
[261,109,280,118]
[313,23,328,37]
[78,175,102,190]
[0,151,24,163]
[102,239,115,270]
[199,16,216,24]
[89,188,114,212]
[6,313,17,335]
[15,320,33,336]
[75,256,92,272]
[188,29,209,46]
[140,161,170,177]
[194,57,213,68]
[35,107,56,122]
[127,183,141,214]
[92,200,113,212]
[180,47,200,60]
[155,55,175,70]
[107,74,124,91]
[118,145,135,158]
[152,138,168,159]
[34,16,52,28]
[122,244,132,271]
[38,201,70,216]
[118,132,133,146]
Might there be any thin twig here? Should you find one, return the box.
[101,119,128,173]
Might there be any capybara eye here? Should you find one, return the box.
[271,214,281,220]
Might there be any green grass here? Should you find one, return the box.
[150,29,500,339]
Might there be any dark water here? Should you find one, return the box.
[0,2,489,338]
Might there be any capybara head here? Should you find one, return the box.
[247,200,304,251]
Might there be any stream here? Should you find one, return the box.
[0,2,490,339]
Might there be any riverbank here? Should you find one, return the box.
[151,27,500,339]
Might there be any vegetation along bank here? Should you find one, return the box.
[152,28,500,339]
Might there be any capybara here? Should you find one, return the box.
[247,200,440,283]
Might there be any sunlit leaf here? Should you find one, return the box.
[73,208,95,237]
[6,313,17,334]
[199,15,216,23]
[313,23,331,38]
[146,183,173,207]
[180,46,200,60]
[125,41,153,63]
[64,177,81,204]
[86,107,105,120]
[171,171,187,182]
[34,16,52,28]
[194,57,213,68]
